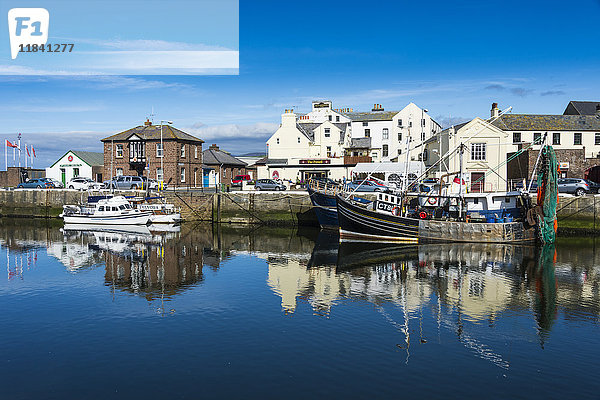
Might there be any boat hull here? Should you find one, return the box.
[307,186,338,229]
[149,213,182,223]
[336,195,535,244]
[63,212,152,225]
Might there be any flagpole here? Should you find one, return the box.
[4,141,7,171]
[25,144,27,169]
[17,135,21,168]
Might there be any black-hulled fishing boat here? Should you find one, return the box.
[306,179,340,230]
[336,144,558,245]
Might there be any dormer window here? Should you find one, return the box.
[325,128,331,138]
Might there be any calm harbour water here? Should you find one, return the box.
[1,219,600,399]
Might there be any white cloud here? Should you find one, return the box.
[65,38,235,52]
[188,122,279,140]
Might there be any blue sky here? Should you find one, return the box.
[1,0,600,167]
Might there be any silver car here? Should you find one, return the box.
[255,179,286,191]
[558,178,590,196]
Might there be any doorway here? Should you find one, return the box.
[60,168,66,185]
[471,172,484,193]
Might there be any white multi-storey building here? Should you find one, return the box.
[343,102,442,163]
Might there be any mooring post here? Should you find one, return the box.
[594,195,596,231]
[217,192,221,224]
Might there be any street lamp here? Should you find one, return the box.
[160,120,173,186]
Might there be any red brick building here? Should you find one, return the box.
[101,120,204,187]
[202,144,248,186]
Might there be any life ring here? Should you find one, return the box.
[419,211,428,219]
[427,196,437,205]
[391,206,401,216]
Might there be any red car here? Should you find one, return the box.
[232,174,252,187]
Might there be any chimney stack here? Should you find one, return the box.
[209,144,219,150]
[491,102,500,118]
[144,118,152,126]
[372,104,384,112]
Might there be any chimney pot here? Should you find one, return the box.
[144,118,152,126]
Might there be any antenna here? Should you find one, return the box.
[149,107,156,124]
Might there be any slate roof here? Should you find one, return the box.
[72,151,104,166]
[296,123,320,141]
[50,150,104,168]
[340,111,399,122]
[564,101,600,116]
[202,148,247,166]
[101,124,204,143]
[491,114,600,131]
[296,122,349,143]
[347,137,372,148]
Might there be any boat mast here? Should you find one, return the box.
[458,142,464,220]
[401,116,412,216]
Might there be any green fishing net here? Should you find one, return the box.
[536,146,558,244]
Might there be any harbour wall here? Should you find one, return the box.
[1,189,600,233]
[0,189,319,226]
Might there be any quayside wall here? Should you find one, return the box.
[1,189,600,233]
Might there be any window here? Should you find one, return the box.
[324,128,331,137]
[116,144,123,158]
[328,115,332,121]
[421,132,425,141]
[365,129,370,137]
[297,137,300,144]
[180,144,186,157]
[421,118,426,127]
[156,168,163,181]
[73,168,79,177]
[156,143,163,158]
[327,146,332,157]
[409,121,413,128]
[471,143,486,161]
[397,149,402,155]
[398,119,403,127]
[398,132,402,142]
[336,116,340,122]
[382,145,389,157]
[553,132,560,145]
[534,132,542,143]
[574,132,582,145]
[596,133,600,145]
[362,121,368,127]
[513,132,521,144]
[422,149,428,161]
[181,167,186,182]
[276,138,280,144]
[382,128,389,140]
[194,145,198,159]
[98,206,104,212]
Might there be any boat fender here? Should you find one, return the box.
[427,196,437,205]
[419,211,428,219]
[391,206,401,216]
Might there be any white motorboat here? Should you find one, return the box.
[60,196,152,225]
[137,202,182,223]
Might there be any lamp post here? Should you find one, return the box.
[160,120,173,187]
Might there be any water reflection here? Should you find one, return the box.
[1,219,599,341]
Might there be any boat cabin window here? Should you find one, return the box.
[505,197,511,203]
[112,207,118,211]
[474,198,478,204]
[98,206,104,211]
[118,205,125,210]
[124,204,131,209]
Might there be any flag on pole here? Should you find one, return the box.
[32,146,36,157]
[26,145,30,157]
[6,140,17,148]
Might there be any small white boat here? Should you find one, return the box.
[60,196,152,225]
[137,202,182,223]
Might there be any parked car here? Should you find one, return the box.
[43,178,64,188]
[558,178,591,196]
[587,180,600,194]
[67,177,102,190]
[255,179,286,191]
[17,178,54,189]
[232,174,252,187]
[104,176,147,190]
[346,180,391,192]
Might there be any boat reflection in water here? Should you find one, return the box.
[267,229,568,365]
